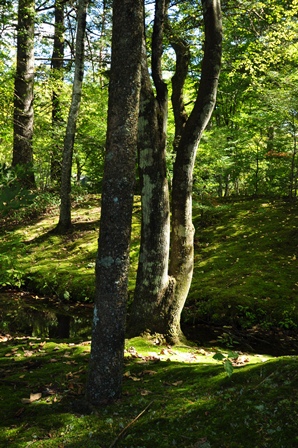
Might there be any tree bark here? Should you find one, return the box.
[169,0,222,338]
[56,0,88,233]
[128,0,222,344]
[85,0,143,405]
[12,0,35,188]
[50,0,65,184]
[127,0,175,338]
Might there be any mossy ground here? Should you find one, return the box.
[1,193,298,446]
[1,335,297,448]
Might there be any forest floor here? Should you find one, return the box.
[0,192,298,447]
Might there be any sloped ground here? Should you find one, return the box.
[1,194,298,446]
[1,195,298,352]
[0,335,298,448]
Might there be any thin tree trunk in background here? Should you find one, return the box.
[85,0,143,405]
[56,0,88,233]
[50,0,65,185]
[12,0,35,188]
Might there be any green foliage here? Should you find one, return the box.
[196,0,298,198]
[213,350,238,377]
[0,254,25,289]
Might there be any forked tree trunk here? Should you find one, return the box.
[85,0,143,405]
[169,0,222,338]
[12,0,35,188]
[127,0,178,339]
[129,0,222,344]
[128,0,173,335]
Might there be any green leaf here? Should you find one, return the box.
[63,291,70,300]
[224,359,234,377]
[213,352,225,361]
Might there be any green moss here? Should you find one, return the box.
[0,335,297,447]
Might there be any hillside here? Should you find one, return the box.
[1,194,298,351]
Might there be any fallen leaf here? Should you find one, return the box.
[130,376,141,382]
[21,392,42,404]
[140,389,152,396]
[172,380,183,387]
[141,370,157,376]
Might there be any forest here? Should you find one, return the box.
[1,0,298,447]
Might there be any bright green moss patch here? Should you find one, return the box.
[0,194,140,301]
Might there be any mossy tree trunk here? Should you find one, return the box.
[169,0,222,338]
[12,0,35,188]
[85,0,143,405]
[56,0,88,233]
[128,0,222,344]
[127,0,176,339]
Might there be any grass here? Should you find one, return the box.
[0,194,140,301]
[1,334,297,448]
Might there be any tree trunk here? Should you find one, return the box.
[129,0,222,344]
[85,0,143,405]
[169,0,222,338]
[56,0,88,233]
[127,0,175,338]
[12,0,35,188]
[50,0,65,185]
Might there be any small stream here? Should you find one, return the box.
[1,291,298,356]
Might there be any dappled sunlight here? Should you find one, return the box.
[0,331,297,447]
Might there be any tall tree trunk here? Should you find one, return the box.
[56,0,88,233]
[129,0,222,344]
[12,0,35,188]
[127,0,174,337]
[50,0,65,185]
[85,0,143,405]
[169,0,222,339]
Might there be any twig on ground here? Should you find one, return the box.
[253,371,275,389]
[108,400,154,448]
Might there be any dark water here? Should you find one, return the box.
[0,291,93,339]
[1,291,298,356]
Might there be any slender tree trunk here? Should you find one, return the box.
[289,115,297,198]
[12,0,35,188]
[85,0,143,405]
[56,0,88,233]
[169,0,222,340]
[50,0,65,185]
[127,0,174,337]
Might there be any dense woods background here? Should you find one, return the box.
[0,0,297,198]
